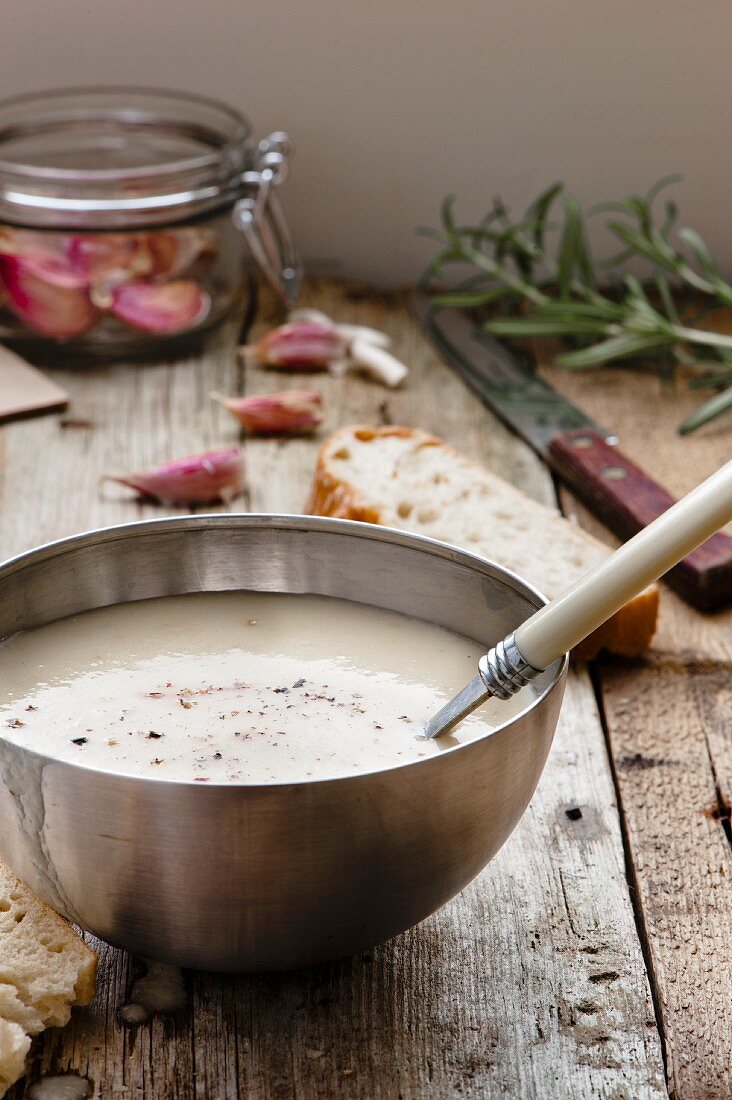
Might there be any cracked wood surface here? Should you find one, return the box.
[1,279,671,1097]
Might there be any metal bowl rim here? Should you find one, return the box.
[0,512,568,790]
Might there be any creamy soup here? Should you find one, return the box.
[0,592,535,782]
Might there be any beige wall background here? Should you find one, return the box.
[1,1,727,283]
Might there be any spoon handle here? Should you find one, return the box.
[424,461,732,740]
[515,460,732,672]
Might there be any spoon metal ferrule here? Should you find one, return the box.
[424,634,542,739]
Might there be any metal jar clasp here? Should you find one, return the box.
[232,132,303,307]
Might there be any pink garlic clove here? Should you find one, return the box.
[66,233,153,286]
[146,228,218,279]
[244,321,348,370]
[107,446,246,505]
[110,279,211,334]
[0,255,98,339]
[0,229,88,288]
[13,253,89,290]
[211,389,323,434]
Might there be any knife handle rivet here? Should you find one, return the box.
[572,435,595,449]
[602,465,629,480]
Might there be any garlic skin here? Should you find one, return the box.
[349,338,409,388]
[107,447,245,505]
[211,390,323,434]
[110,280,211,334]
[287,308,332,326]
[288,308,391,349]
[245,321,347,370]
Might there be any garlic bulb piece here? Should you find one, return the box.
[211,390,323,434]
[244,321,347,369]
[349,338,409,388]
[107,447,245,505]
[288,308,391,349]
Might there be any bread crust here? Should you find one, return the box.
[304,425,430,523]
[305,425,658,661]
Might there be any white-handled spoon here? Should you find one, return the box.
[425,460,732,738]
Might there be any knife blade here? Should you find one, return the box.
[412,294,732,611]
[412,295,614,456]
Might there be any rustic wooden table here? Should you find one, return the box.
[3,279,731,1099]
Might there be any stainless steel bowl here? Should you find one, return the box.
[0,515,567,971]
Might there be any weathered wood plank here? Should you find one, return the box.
[2,280,665,1097]
[601,662,732,1099]
[534,343,732,1098]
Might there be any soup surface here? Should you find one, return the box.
[0,592,535,782]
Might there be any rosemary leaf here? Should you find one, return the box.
[678,227,720,280]
[645,173,684,207]
[557,196,592,296]
[557,333,672,369]
[525,182,563,251]
[530,300,624,319]
[687,368,732,390]
[432,286,518,308]
[485,316,611,338]
[679,386,732,435]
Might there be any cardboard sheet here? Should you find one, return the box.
[0,345,69,422]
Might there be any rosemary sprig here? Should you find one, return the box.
[421,178,732,433]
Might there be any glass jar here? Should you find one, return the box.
[0,88,301,357]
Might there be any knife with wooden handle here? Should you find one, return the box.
[412,295,732,611]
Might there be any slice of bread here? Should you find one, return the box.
[0,1019,30,1098]
[305,425,658,660]
[0,861,97,1096]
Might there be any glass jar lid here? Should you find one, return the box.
[0,87,254,228]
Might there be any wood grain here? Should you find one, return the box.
[601,663,732,1099]
[2,280,665,1097]
[535,341,732,1098]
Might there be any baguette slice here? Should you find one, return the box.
[305,426,658,660]
[0,861,97,1096]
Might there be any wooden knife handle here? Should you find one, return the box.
[548,428,732,611]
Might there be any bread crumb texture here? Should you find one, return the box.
[305,425,658,659]
[0,862,97,1096]
[0,1019,30,1097]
